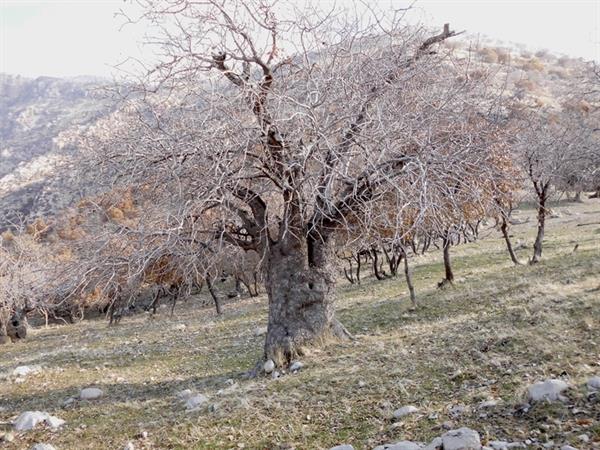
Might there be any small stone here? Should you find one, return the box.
[441,427,482,450]
[2,432,15,442]
[329,446,354,450]
[124,442,135,450]
[442,421,454,430]
[80,387,104,400]
[479,399,499,408]
[271,370,280,380]
[177,389,193,400]
[392,405,419,419]
[560,446,577,450]
[173,323,186,331]
[423,437,443,450]
[527,379,569,402]
[587,376,600,391]
[358,380,366,387]
[253,326,267,337]
[185,394,208,410]
[13,365,42,377]
[14,411,65,431]
[577,434,589,443]
[386,441,424,450]
[263,359,275,373]
[31,445,57,450]
[449,404,467,417]
[489,442,509,450]
[289,361,304,372]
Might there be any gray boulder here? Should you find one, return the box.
[527,379,569,402]
[587,376,600,391]
[441,427,482,450]
[80,387,104,400]
[14,411,65,431]
[392,405,419,419]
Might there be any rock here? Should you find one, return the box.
[253,326,267,337]
[329,446,354,450]
[177,389,193,400]
[478,399,499,408]
[14,411,65,431]
[31,445,57,450]
[422,437,443,450]
[13,365,42,377]
[577,434,589,443]
[263,359,275,373]
[358,380,366,387]
[560,446,577,450]
[392,405,419,419]
[527,379,569,402]
[587,376,600,391]
[442,421,454,430]
[488,442,524,450]
[441,427,482,450]
[185,394,208,410]
[80,387,104,400]
[289,361,304,372]
[449,404,467,417]
[124,442,135,450]
[271,370,280,380]
[173,323,186,331]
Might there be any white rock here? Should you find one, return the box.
[173,323,186,331]
[253,326,267,337]
[176,389,193,400]
[577,434,589,443]
[13,365,42,377]
[289,361,304,372]
[392,405,419,419]
[185,394,208,410]
[422,437,443,450]
[478,399,499,409]
[263,359,275,373]
[329,446,354,450]
[560,446,578,450]
[441,427,482,450]
[31,445,56,450]
[489,442,524,450]
[124,442,135,450]
[527,379,569,402]
[587,376,600,391]
[80,387,104,400]
[14,411,65,431]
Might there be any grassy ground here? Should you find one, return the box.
[1,199,599,450]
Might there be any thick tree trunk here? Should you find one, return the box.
[530,195,546,264]
[263,237,349,366]
[500,217,522,266]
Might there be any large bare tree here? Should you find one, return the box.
[74,0,512,366]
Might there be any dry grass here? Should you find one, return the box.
[1,199,599,449]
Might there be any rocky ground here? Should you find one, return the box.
[0,198,599,449]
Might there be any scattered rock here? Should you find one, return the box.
[560,446,577,450]
[478,399,499,409]
[289,361,304,372]
[376,441,424,450]
[31,445,57,450]
[253,326,267,337]
[185,394,208,410]
[358,380,366,388]
[488,442,525,450]
[527,379,569,402]
[80,387,104,400]
[1,432,16,443]
[587,376,600,391]
[577,434,589,443]
[14,411,65,431]
[172,323,187,331]
[124,442,135,450]
[177,389,193,400]
[392,405,419,419]
[12,365,42,377]
[329,446,354,450]
[264,359,275,374]
[271,370,280,380]
[441,427,482,450]
[449,404,467,417]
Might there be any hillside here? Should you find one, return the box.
[0,74,112,230]
[1,198,599,449]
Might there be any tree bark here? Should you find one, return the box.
[206,276,222,315]
[530,193,546,264]
[400,247,417,308]
[500,216,522,266]
[442,233,454,284]
[263,236,349,366]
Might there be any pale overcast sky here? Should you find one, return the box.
[1,0,599,78]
